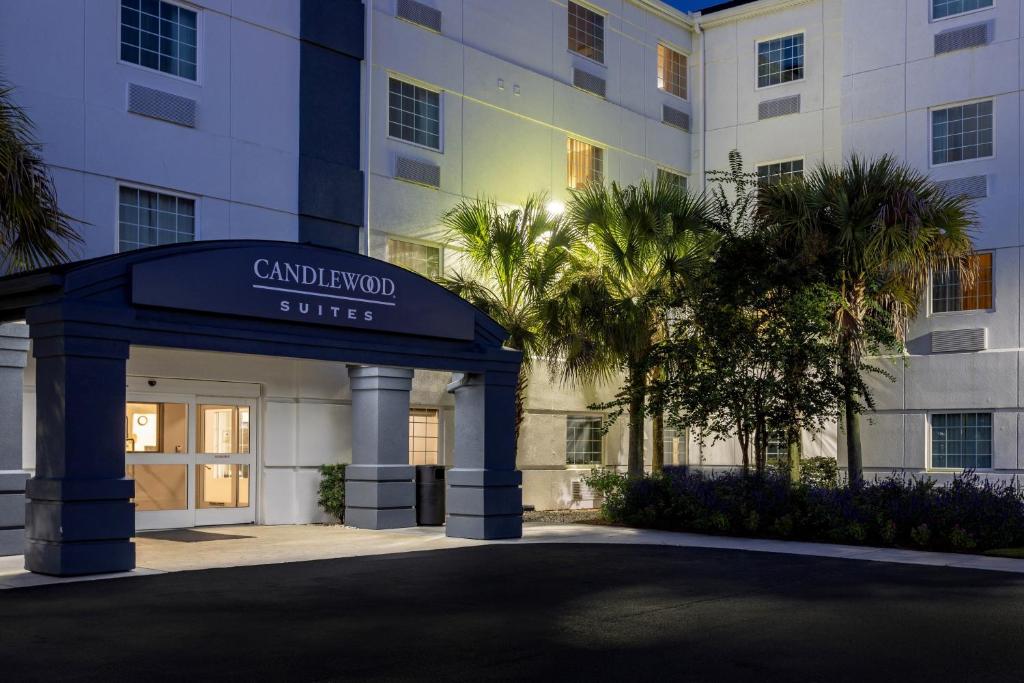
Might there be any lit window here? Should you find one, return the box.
[568,1,604,63]
[931,413,992,469]
[567,416,602,465]
[657,44,687,99]
[757,33,804,88]
[388,77,441,150]
[932,101,993,165]
[662,426,687,466]
[567,138,603,189]
[118,186,195,252]
[933,0,993,20]
[387,238,441,279]
[120,0,197,80]
[932,253,993,313]
[657,168,688,193]
[757,159,804,186]
[409,408,440,465]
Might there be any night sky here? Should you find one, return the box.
[663,0,721,12]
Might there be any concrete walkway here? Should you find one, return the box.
[1,522,1022,589]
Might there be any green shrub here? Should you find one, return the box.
[801,456,839,488]
[318,463,347,522]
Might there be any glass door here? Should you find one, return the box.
[125,395,195,530]
[126,394,256,530]
[194,400,256,526]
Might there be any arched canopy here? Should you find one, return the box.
[0,240,521,373]
[1,241,525,577]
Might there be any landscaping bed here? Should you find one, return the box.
[584,464,1024,556]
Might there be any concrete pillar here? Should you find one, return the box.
[446,371,523,539]
[0,323,30,556]
[345,365,416,529]
[24,335,134,576]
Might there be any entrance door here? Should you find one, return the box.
[125,392,256,530]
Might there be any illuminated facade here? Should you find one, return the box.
[0,0,1018,556]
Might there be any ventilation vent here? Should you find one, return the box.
[935,22,991,55]
[932,328,987,354]
[937,175,988,199]
[127,83,196,127]
[758,94,801,120]
[395,156,441,188]
[573,68,606,98]
[571,480,604,504]
[662,105,691,131]
[396,0,442,32]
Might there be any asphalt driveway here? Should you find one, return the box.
[1,544,1022,682]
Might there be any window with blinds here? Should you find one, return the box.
[567,138,603,189]
[657,44,687,99]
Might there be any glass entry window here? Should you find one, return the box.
[126,394,256,530]
[409,408,440,465]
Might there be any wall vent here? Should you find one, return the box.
[573,68,606,98]
[758,94,801,120]
[935,22,991,55]
[127,83,196,127]
[395,156,441,188]
[931,328,987,354]
[396,0,442,32]
[662,105,691,131]
[936,175,988,200]
[571,480,604,504]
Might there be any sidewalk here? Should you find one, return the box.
[1,522,1022,589]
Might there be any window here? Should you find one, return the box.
[932,101,993,165]
[932,253,993,313]
[567,416,602,465]
[409,408,440,466]
[567,138,603,189]
[657,168,688,193]
[757,33,804,88]
[757,159,804,186]
[120,0,197,80]
[766,432,787,465]
[931,413,992,469]
[933,0,993,20]
[118,186,195,252]
[568,1,604,63]
[388,77,441,150]
[387,238,442,279]
[657,44,688,99]
[662,426,687,466]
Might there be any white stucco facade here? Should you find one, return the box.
[0,0,1020,524]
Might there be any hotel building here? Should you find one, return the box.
[0,0,1018,553]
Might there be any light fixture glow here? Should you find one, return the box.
[546,200,565,217]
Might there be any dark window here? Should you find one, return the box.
[120,0,197,80]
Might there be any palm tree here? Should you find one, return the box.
[0,78,80,271]
[438,194,577,444]
[544,177,714,477]
[758,155,976,485]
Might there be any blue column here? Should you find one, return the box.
[345,365,417,529]
[0,323,29,556]
[24,335,134,576]
[446,371,523,539]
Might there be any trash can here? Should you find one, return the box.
[415,465,446,526]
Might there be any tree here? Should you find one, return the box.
[543,177,714,477]
[757,155,976,485]
[438,194,577,444]
[0,78,80,271]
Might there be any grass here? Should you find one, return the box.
[983,548,1024,559]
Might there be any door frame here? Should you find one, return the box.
[125,379,260,530]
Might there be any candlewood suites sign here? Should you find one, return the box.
[131,245,475,340]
